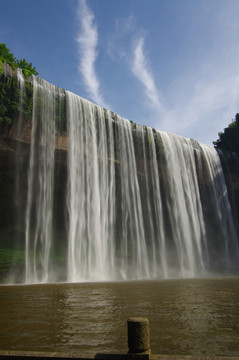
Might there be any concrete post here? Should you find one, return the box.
[127,317,151,356]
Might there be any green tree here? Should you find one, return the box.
[213,113,239,156]
[0,43,38,77]
[16,58,38,78]
[0,43,16,67]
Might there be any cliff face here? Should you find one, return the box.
[0,67,69,281]
[0,63,68,151]
[1,66,239,283]
[219,150,239,231]
[2,66,238,221]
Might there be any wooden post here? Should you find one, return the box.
[127,317,151,357]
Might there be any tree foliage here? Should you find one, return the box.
[0,43,38,78]
[0,69,33,130]
[213,114,239,157]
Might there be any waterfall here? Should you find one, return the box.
[15,69,25,208]
[66,92,116,281]
[7,76,238,284]
[25,77,57,283]
[6,69,26,284]
[136,126,167,278]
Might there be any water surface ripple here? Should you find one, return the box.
[0,278,239,356]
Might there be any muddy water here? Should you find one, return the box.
[0,278,239,356]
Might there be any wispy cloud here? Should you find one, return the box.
[155,2,239,144]
[131,37,163,111]
[158,64,239,144]
[107,16,136,61]
[119,2,239,144]
[75,1,239,145]
[76,0,106,106]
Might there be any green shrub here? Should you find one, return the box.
[0,43,38,78]
[213,113,239,156]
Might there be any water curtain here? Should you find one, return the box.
[11,76,239,283]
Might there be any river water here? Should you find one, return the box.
[0,278,239,357]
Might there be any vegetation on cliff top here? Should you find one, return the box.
[213,113,239,157]
[0,68,33,129]
[0,43,38,78]
[0,44,37,129]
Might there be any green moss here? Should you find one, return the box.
[0,69,34,133]
[0,73,19,128]
[0,248,25,270]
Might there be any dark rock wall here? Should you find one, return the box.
[0,68,239,282]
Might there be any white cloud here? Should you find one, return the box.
[74,1,239,145]
[127,2,239,145]
[107,15,137,62]
[155,56,239,144]
[76,0,106,107]
[131,37,163,111]
[125,1,239,145]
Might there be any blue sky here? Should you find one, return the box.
[1,0,239,145]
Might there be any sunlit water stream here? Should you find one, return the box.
[1,278,239,357]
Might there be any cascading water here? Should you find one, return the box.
[156,133,208,277]
[135,126,168,278]
[5,75,239,284]
[15,69,25,232]
[25,77,57,283]
[66,92,116,282]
